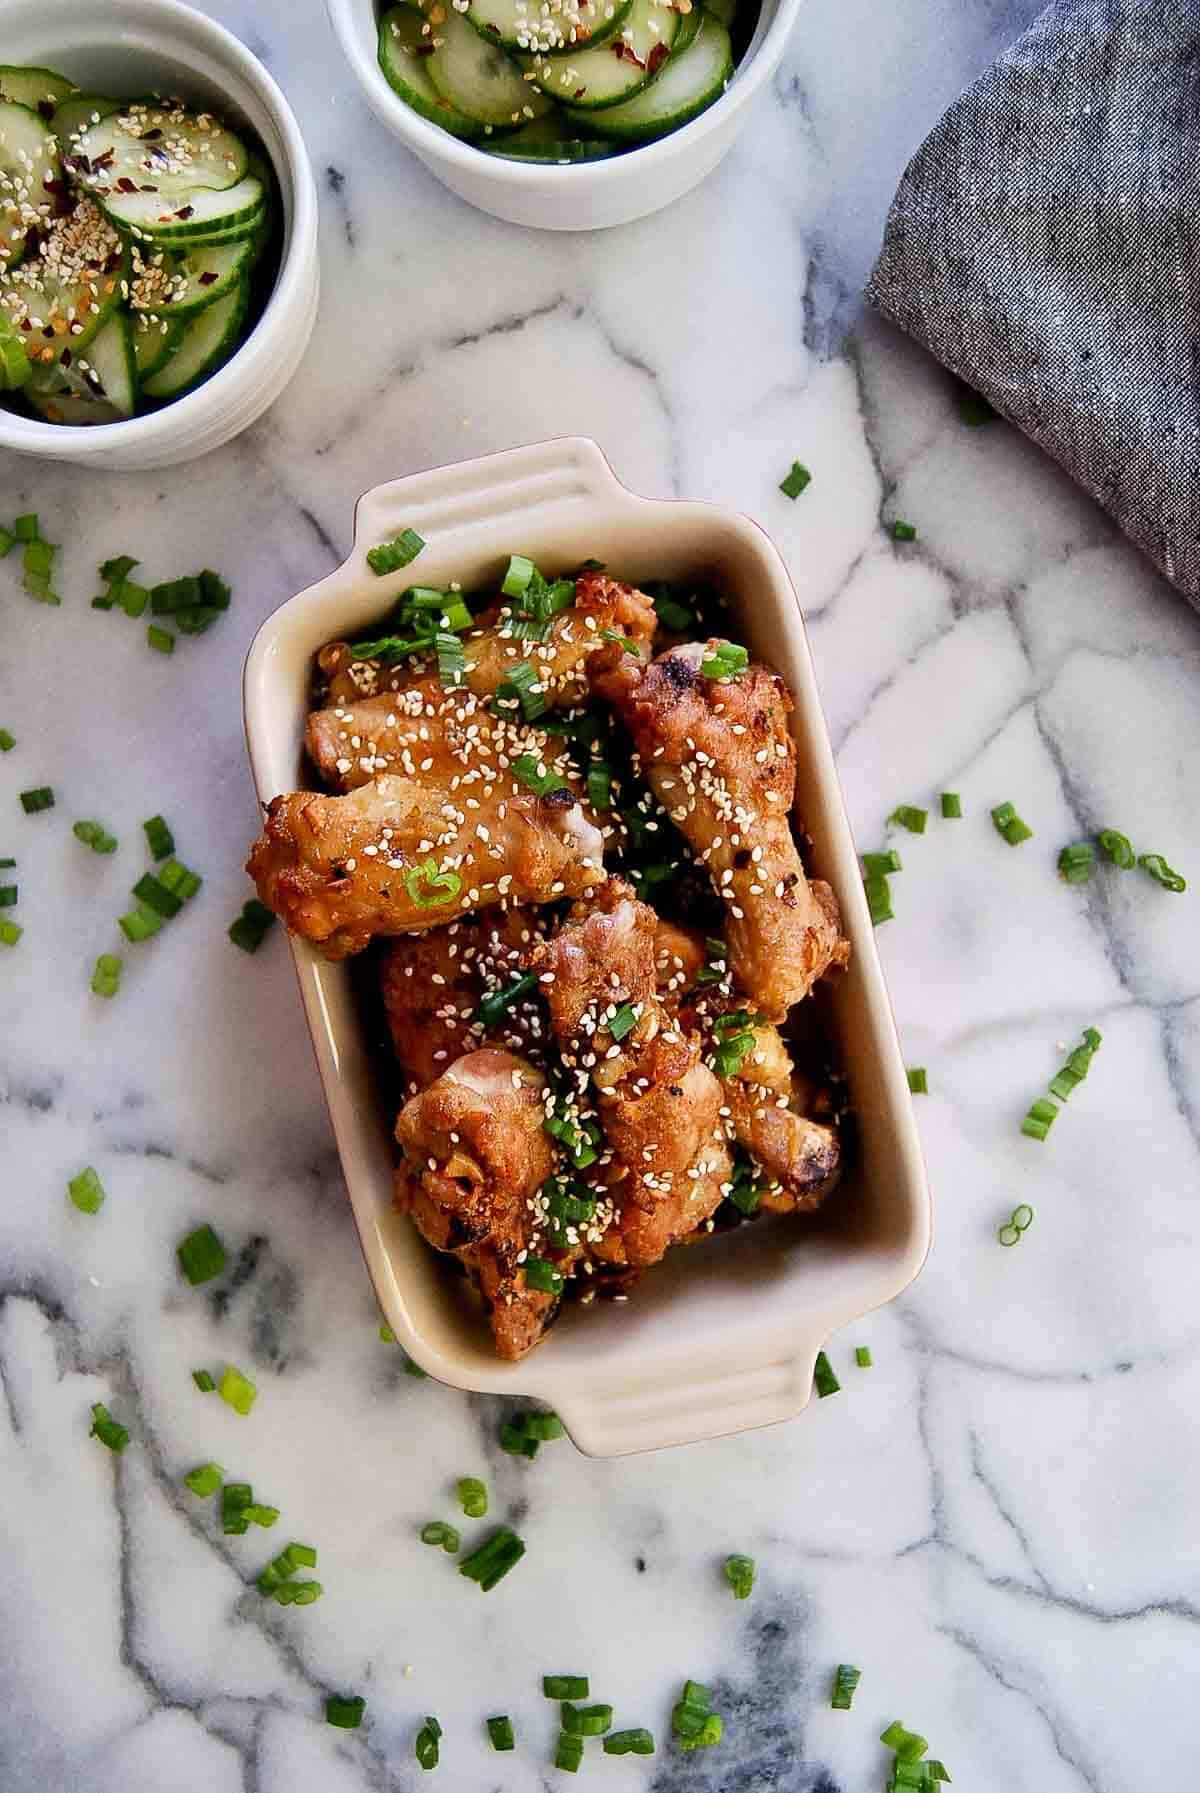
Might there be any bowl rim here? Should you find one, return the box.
[325,0,803,187]
[0,0,318,454]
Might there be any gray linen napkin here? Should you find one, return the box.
[866,0,1200,608]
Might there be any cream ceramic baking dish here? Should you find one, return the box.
[243,437,930,1456]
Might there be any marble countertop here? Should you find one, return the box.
[3,0,1198,1787]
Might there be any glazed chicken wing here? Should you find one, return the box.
[718,1017,840,1209]
[393,1049,559,1359]
[247,769,604,960]
[615,643,848,1020]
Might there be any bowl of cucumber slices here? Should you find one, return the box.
[328,0,797,230]
[0,0,318,470]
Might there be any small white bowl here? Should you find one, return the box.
[326,0,801,230]
[0,0,319,471]
[244,437,931,1456]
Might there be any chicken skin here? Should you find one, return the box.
[717,1016,841,1210]
[615,643,848,1020]
[394,1049,561,1360]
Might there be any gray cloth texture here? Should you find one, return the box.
[867,0,1200,608]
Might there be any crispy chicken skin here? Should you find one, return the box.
[719,1018,840,1208]
[394,1049,559,1359]
[531,878,726,1266]
[615,643,849,1021]
[247,772,604,960]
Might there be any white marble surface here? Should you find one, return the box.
[3,0,1198,1787]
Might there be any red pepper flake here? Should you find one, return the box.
[142,128,163,141]
[61,347,72,367]
[93,149,115,171]
[37,99,55,120]
[647,41,668,73]
[174,205,194,220]
[116,176,137,193]
[199,270,218,285]
[574,86,586,97]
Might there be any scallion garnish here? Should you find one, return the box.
[723,1554,755,1599]
[0,919,23,946]
[604,1730,655,1755]
[525,1411,564,1441]
[420,1520,460,1553]
[73,819,118,854]
[134,872,183,918]
[600,629,640,656]
[119,902,164,943]
[586,762,612,809]
[727,1153,765,1216]
[650,587,694,632]
[1057,841,1095,883]
[13,514,37,542]
[672,1681,723,1752]
[89,1401,130,1453]
[19,786,54,814]
[229,898,276,953]
[436,630,465,688]
[544,1676,589,1700]
[711,1009,756,1077]
[855,1345,872,1368]
[700,640,748,682]
[562,1703,613,1737]
[222,1480,254,1534]
[476,970,537,1029]
[608,1001,638,1042]
[511,753,569,798]
[404,858,462,909]
[1097,828,1134,869]
[1138,851,1187,893]
[22,532,60,604]
[458,1477,488,1518]
[177,1223,227,1285]
[415,1716,441,1771]
[997,1203,1034,1247]
[0,883,16,908]
[865,873,894,926]
[779,461,812,500]
[404,1353,428,1379]
[143,815,174,861]
[183,1462,223,1497]
[493,660,546,723]
[379,1323,395,1343]
[326,1694,366,1729]
[502,554,536,598]
[0,728,13,751]
[487,1716,515,1751]
[991,800,1033,845]
[891,519,917,542]
[147,624,175,655]
[862,850,903,876]
[67,1167,105,1214]
[907,1067,928,1094]
[1047,1025,1102,1101]
[831,1663,861,1709]
[813,1350,840,1398]
[192,1369,216,1392]
[888,804,927,835]
[350,634,426,663]
[458,1525,526,1590]
[159,858,202,902]
[218,1365,257,1416]
[367,528,425,576]
[1021,1096,1058,1141]
[555,1732,583,1773]
[880,1721,929,1762]
[940,792,962,818]
[524,1256,563,1295]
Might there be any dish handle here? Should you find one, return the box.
[552,1350,821,1458]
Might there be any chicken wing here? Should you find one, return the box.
[614,642,849,1020]
[717,1016,840,1209]
[393,1049,559,1359]
[247,769,604,960]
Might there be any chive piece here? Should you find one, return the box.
[192,1369,216,1392]
[0,528,12,557]
[831,1663,861,1710]
[0,919,22,945]
[492,659,546,723]
[147,625,175,655]
[67,1167,106,1214]
[288,1580,322,1605]
[184,1461,223,1497]
[158,858,202,902]
[855,1346,872,1368]
[527,1412,564,1441]
[14,514,38,541]
[891,519,917,542]
[511,753,569,799]
[89,1401,130,1453]
[679,1714,723,1752]
[0,728,13,751]
[940,792,962,818]
[651,589,694,632]
[177,1224,227,1285]
[555,1732,583,1773]
[415,1716,441,1770]
[143,815,174,861]
[0,885,16,907]
[524,1257,563,1295]
[403,1353,428,1379]
[1138,852,1187,893]
[699,640,748,682]
[544,1676,589,1700]
[420,1520,461,1553]
[118,903,164,943]
[728,1155,764,1215]
[990,801,1033,845]
[562,1703,613,1736]
[586,762,613,809]
[607,1001,638,1042]
[134,872,183,918]
[779,460,812,500]
[881,1721,928,1762]
[404,857,463,909]
[459,1526,526,1590]
[1021,1096,1058,1141]
[502,553,537,598]
[287,1543,318,1568]
[458,1476,487,1518]
[475,970,537,1029]
[865,874,894,926]
[150,575,201,616]
[487,1716,515,1752]
[711,1009,756,1077]
[862,849,903,876]
[19,786,54,814]
[925,1763,952,1782]
[1057,841,1095,884]
[100,554,138,583]
[723,1554,755,1599]
[813,1350,840,1398]
[222,1481,253,1531]
[907,1067,928,1094]
[495,1421,533,1453]
[246,1503,279,1529]
[604,1729,655,1756]
[436,630,466,689]
[1097,828,1135,869]
[218,1366,257,1416]
[326,1694,366,1729]
[365,529,425,577]
[888,805,927,835]
[229,898,276,953]
[73,819,118,854]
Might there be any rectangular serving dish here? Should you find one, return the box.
[243,436,930,1456]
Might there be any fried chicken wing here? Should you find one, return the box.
[719,1018,841,1209]
[247,771,604,960]
[614,643,849,1020]
[393,1049,558,1359]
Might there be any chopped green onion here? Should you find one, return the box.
[248,1508,280,1530]
[600,629,640,656]
[184,1462,223,1497]
[415,1717,441,1771]
[221,1480,253,1533]
[134,872,183,918]
[0,884,15,908]
[143,816,174,860]
[891,519,917,542]
[524,1411,564,1441]
[727,1155,764,1216]
[0,728,13,751]
[367,528,425,576]
[813,1350,840,1398]
[855,1346,872,1368]
[907,1067,928,1094]
[436,630,465,688]
[326,1694,366,1730]
[711,1009,756,1077]
[458,1477,488,1518]
[1021,1096,1058,1141]
[89,1401,130,1453]
[118,902,164,943]
[73,819,118,854]
[13,514,37,543]
[350,634,426,663]
[287,1580,323,1605]
[562,1703,613,1736]
[487,1716,515,1751]
[458,1526,526,1590]
[679,1714,723,1752]
[1012,1202,1034,1229]
[511,753,569,798]
[403,1353,428,1379]
[940,792,962,818]
[555,1732,583,1772]
[586,762,612,809]
[865,874,894,926]
[831,1663,861,1710]
[420,1520,460,1553]
[177,1224,227,1285]
[651,588,694,632]
[229,898,276,953]
[544,1676,589,1700]
[1097,828,1135,869]
[158,858,202,902]
[476,970,537,1029]
[991,801,1033,846]
[288,1543,318,1568]
[694,935,729,986]
[218,1366,257,1416]
[862,850,903,876]
[604,1730,655,1755]
[1138,852,1186,893]
[404,857,463,909]
[779,461,812,500]
[147,625,175,655]
[67,1167,105,1214]
[881,1721,928,1762]
[723,1554,755,1599]
[524,1256,563,1295]
[0,526,13,556]
[0,919,22,946]
[888,805,927,835]
[925,1762,952,1782]
[1057,841,1095,884]
[493,660,546,723]
[19,786,54,814]
[700,640,748,682]
[192,1369,216,1392]
[23,535,60,604]
[608,1001,638,1042]
[379,1323,395,1343]
[502,553,536,598]
[632,861,676,901]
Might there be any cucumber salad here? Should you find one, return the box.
[376,0,743,162]
[0,67,279,425]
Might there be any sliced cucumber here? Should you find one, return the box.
[26,387,122,426]
[0,209,126,372]
[53,93,122,156]
[428,11,551,128]
[137,204,266,249]
[571,10,729,138]
[0,67,77,119]
[487,113,613,160]
[377,7,483,140]
[96,171,264,241]
[82,311,137,417]
[465,0,633,56]
[522,0,680,108]
[76,104,246,204]
[672,2,703,55]
[142,278,248,401]
[0,100,61,266]
[130,235,255,319]
[131,310,184,384]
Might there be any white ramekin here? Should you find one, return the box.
[326,0,801,230]
[243,437,931,1456]
[0,0,319,471]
